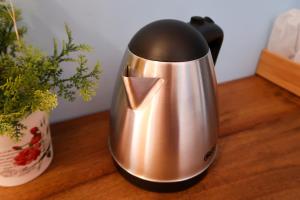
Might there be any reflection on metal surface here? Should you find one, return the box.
[109,49,218,182]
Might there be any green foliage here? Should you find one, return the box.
[0,5,101,140]
[0,3,26,55]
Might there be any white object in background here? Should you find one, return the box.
[0,111,53,187]
[267,9,300,61]
[294,22,300,62]
[294,50,300,62]
[293,14,300,63]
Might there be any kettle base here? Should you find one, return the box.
[113,161,210,192]
[109,144,218,192]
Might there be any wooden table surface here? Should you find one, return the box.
[1,76,300,200]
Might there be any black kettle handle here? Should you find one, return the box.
[189,16,223,64]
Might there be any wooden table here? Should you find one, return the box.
[1,76,300,200]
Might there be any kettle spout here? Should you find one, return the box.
[122,76,164,109]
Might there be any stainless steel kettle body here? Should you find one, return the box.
[109,16,223,183]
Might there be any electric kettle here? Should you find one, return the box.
[109,16,223,183]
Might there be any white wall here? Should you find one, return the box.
[16,0,297,122]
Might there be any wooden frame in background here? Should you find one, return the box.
[256,49,300,96]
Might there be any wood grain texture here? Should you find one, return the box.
[218,75,300,136]
[1,76,300,200]
[256,49,300,96]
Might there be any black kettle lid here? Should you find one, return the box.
[128,19,209,62]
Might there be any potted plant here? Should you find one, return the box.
[0,1,101,186]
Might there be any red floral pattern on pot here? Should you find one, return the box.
[30,127,39,135]
[0,111,53,186]
[30,134,42,146]
[12,127,43,166]
[14,146,41,166]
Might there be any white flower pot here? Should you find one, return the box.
[0,111,53,187]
